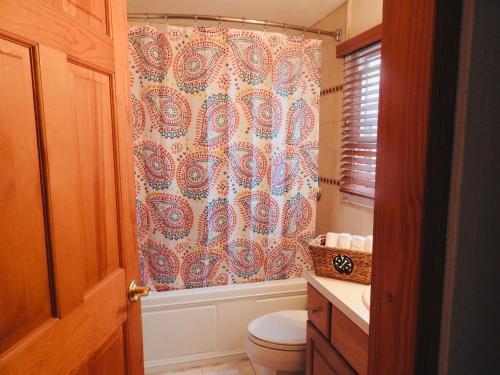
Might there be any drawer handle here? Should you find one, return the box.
[311,307,321,314]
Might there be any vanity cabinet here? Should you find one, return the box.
[308,283,332,338]
[306,285,369,375]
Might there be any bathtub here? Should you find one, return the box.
[142,278,308,374]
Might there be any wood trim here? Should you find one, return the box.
[368,0,462,374]
[336,24,382,58]
[437,1,500,373]
[437,0,474,371]
[415,0,463,372]
[109,1,145,374]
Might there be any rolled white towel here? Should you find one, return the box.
[364,235,373,252]
[337,233,352,249]
[351,235,366,250]
[325,232,338,248]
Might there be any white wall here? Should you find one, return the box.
[347,0,383,38]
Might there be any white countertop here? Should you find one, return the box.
[305,271,370,334]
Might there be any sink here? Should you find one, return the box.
[362,286,371,310]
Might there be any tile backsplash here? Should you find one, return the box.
[313,2,374,237]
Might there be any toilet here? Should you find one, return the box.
[245,310,308,375]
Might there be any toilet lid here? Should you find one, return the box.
[248,310,307,345]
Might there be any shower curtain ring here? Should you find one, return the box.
[164,15,169,33]
[145,15,150,26]
[218,16,222,28]
[302,25,306,39]
[264,20,268,32]
[194,15,199,28]
[283,23,287,35]
[242,18,246,29]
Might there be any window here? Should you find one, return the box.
[340,42,381,199]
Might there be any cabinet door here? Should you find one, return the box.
[331,306,369,375]
[308,285,332,339]
[306,322,356,375]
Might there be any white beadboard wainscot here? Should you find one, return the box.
[142,278,307,374]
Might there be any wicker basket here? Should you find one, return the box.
[309,235,372,284]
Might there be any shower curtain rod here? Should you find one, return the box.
[127,13,343,41]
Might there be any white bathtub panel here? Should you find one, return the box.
[142,278,307,373]
[142,305,217,360]
[218,299,256,351]
[255,295,308,316]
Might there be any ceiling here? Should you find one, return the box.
[127,0,346,27]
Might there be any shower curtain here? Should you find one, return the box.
[128,24,321,290]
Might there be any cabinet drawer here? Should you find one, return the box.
[331,306,369,375]
[306,322,355,375]
[308,285,331,339]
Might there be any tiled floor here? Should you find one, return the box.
[161,359,256,375]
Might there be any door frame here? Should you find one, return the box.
[109,1,145,373]
[368,0,463,374]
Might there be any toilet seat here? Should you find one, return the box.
[248,310,307,346]
[248,333,306,351]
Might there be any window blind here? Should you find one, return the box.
[340,42,381,199]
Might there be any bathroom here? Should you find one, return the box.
[1,0,498,374]
[128,0,378,373]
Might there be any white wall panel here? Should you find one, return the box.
[218,300,256,352]
[142,278,307,374]
[143,306,217,361]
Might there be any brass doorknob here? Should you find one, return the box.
[128,280,150,302]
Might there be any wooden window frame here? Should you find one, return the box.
[336,24,382,59]
[337,25,382,200]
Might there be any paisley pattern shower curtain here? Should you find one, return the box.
[128,25,320,290]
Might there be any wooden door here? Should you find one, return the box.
[368,0,463,373]
[0,0,143,374]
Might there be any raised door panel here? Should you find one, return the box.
[73,326,126,375]
[67,62,120,291]
[0,37,52,353]
[90,327,126,375]
[0,269,127,374]
[37,47,121,315]
[75,363,90,375]
[62,0,109,35]
[0,0,114,72]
